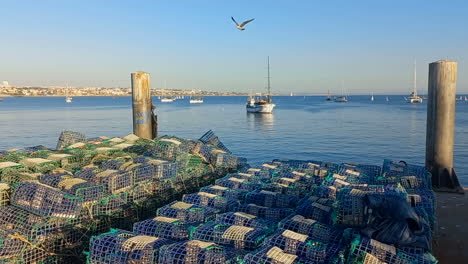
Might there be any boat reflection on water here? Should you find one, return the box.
[246,112,275,133]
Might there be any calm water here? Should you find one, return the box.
[1,96,467,185]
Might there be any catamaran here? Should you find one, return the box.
[246,57,276,113]
[408,61,423,103]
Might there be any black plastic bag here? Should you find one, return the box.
[361,193,430,249]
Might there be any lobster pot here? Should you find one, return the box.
[347,235,437,264]
[99,159,125,170]
[74,167,99,181]
[264,229,343,263]
[151,138,185,161]
[91,193,128,217]
[199,130,231,153]
[182,192,239,212]
[158,240,239,264]
[128,181,156,204]
[243,246,310,264]
[295,199,333,225]
[0,230,27,259]
[56,130,87,150]
[200,185,249,201]
[88,229,171,264]
[133,216,193,240]
[351,164,381,178]
[11,182,83,219]
[132,163,156,184]
[19,158,58,173]
[156,201,219,223]
[13,247,59,264]
[95,170,133,194]
[151,160,177,179]
[212,152,246,169]
[74,184,107,202]
[263,182,310,198]
[0,183,11,205]
[381,159,432,187]
[193,222,269,250]
[237,204,294,221]
[245,190,300,208]
[215,177,262,191]
[332,188,368,227]
[215,212,274,228]
[0,205,74,245]
[279,215,343,245]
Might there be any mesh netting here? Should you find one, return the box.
[158,240,240,264]
[244,190,301,208]
[56,131,87,150]
[243,246,311,264]
[156,200,219,223]
[88,229,172,264]
[182,192,239,212]
[279,215,343,245]
[199,185,249,201]
[133,216,193,240]
[237,203,295,221]
[192,222,270,250]
[11,181,83,218]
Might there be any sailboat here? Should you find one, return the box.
[326,90,332,101]
[408,61,423,103]
[465,96,468,101]
[335,81,348,102]
[246,57,276,113]
[370,93,374,101]
[65,84,72,103]
[386,96,389,102]
[160,80,175,103]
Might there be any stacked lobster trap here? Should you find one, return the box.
[0,130,245,263]
[87,157,438,264]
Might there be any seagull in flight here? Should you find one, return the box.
[231,17,255,31]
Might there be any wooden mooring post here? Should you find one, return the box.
[425,60,463,193]
[131,72,157,139]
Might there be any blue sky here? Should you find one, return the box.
[1,0,467,94]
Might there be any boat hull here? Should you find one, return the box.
[246,103,276,113]
[190,100,203,104]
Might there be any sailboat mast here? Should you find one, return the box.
[413,61,417,96]
[267,56,271,103]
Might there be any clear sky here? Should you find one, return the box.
[1,0,467,94]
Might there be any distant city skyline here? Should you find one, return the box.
[1,0,467,94]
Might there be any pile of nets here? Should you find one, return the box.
[88,159,438,264]
[0,130,246,263]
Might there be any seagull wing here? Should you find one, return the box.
[231,17,239,26]
[240,18,255,27]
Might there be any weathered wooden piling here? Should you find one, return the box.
[425,60,463,193]
[131,72,155,139]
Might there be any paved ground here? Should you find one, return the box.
[432,188,468,263]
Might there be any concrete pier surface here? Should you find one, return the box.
[433,189,468,263]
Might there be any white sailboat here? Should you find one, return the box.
[370,93,374,101]
[335,81,348,102]
[65,84,72,103]
[160,80,175,103]
[246,57,276,113]
[408,61,423,103]
[386,96,389,102]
